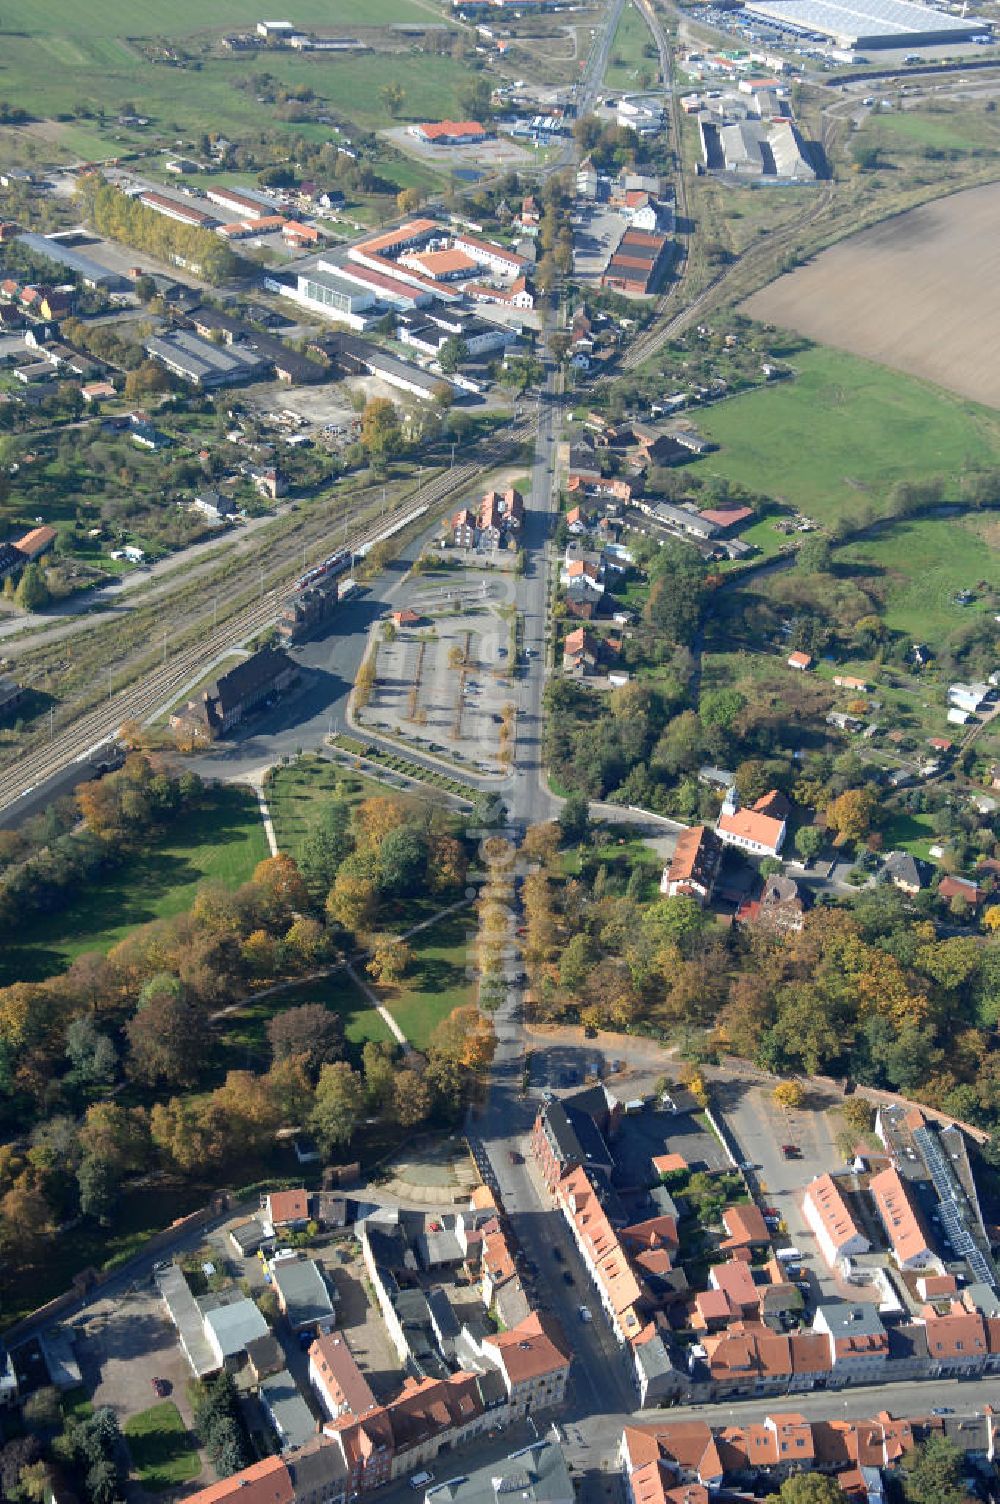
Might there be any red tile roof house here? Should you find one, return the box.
[720,1204,770,1252]
[263,1188,311,1229]
[937,875,981,906]
[659,825,722,905]
[787,650,812,671]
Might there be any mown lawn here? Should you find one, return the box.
[603,2,656,91]
[384,910,477,1052]
[0,785,268,985]
[879,810,940,861]
[694,346,1000,526]
[222,972,393,1065]
[268,754,434,867]
[124,1403,202,1493]
[835,515,998,639]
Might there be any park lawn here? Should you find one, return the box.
[221,972,393,1063]
[268,755,436,866]
[0,785,268,986]
[603,2,656,91]
[383,910,476,1051]
[879,810,940,861]
[124,1403,202,1493]
[835,514,999,639]
[694,346,1000,526]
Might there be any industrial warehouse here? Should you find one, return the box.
[740,0,983,49]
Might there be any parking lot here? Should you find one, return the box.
[69,1281,206,1437]
[360,576,516,774]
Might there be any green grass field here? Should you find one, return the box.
[0,0,431,35]
[879,809,939,861]
[268,755,435,868]
[603,3,656,91]
[383,909,476,1051]
[223,972,393,1064]
[0,785,268,985]
[836,515,998,638]
[124,1403,202,1493]
[0,21,477,161]
[695,347,1000,525]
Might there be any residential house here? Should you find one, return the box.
[811,1306,888,1386]
[803,1176,870,1270]
[659,826,722,905]
[310,1335,377,1422]
[720,1205,770,1253]
[260,1370,320,1451]
[451,508,477,548]
[13,524,57,561]
[868,1168,939,1272]
[937,874,981,906]
[834,675,868,692]
[325,1372,490,1490]
[426,1440,573,1504]
[264,1188,311,1231]
[563,626,600,676]
[743,874,805,934]
[478,1312,571,1416]
[882,851,926,896]
[175,1456,296,1504]
[787,651,812,671]
[920,1303,987,1377]
[716,787,786,859]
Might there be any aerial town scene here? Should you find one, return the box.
[0,0,1000,1503]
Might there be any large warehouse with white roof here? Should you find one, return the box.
[740,0,982,48]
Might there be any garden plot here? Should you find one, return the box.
[361,612,514,776]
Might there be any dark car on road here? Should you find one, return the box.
[562,1270,575,1286]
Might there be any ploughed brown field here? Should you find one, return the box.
[743,182,1000,409]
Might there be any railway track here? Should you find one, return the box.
[0,424,535,817]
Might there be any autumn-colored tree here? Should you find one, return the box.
[824,787,877,845]
[326,871,377,933]
[0,1185,54,1263]
[267,1002,344,1075]
[284,914,329,968]
[242,928,277,979]
[360,398,402,463]
[355,796,409,851]
[79,1101,151,1177]
[367,936,413,985]
[125,974,211,1087]
[429,1005,495,1071]
[253,853,310,914]
[428,833,467,891]
[773,1080,805,1110]
[521,821,561,868]
[392,1068,432,1127]
[840,1096,875,1134]
[362,1040,396,1111]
